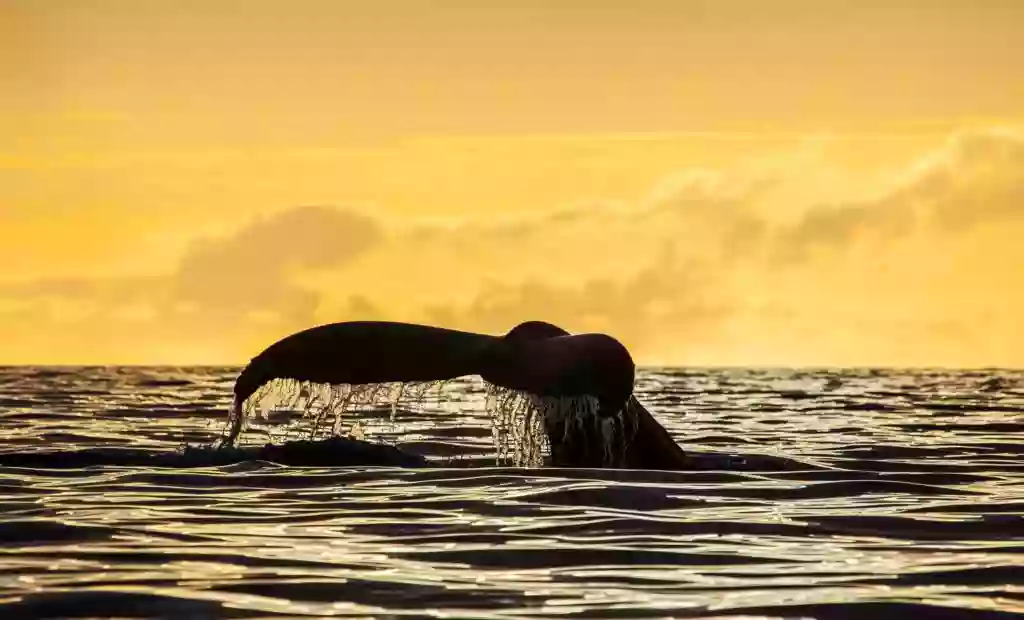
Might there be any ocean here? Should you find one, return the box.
[0,366,1021,618]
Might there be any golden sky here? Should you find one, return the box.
[2,0,1023,366]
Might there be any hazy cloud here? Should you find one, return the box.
[424,247,732,360]
[0,206,383,362]
[406,128,1024,365]
[2,129,1023,365]
[175,205,381,315]
[783,129,1024,255]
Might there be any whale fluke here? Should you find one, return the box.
[223,320,689,470]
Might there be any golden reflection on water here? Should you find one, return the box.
[0,367,1021,616]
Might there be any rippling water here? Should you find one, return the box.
[1,366,1022,618]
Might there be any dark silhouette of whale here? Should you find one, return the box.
[224,320,690,469]
[0,320,701,470]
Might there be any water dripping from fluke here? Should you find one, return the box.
[216,320,690,469]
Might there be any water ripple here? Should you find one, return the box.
[0,367,1021,617]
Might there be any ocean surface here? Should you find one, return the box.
[0,366,1022,618]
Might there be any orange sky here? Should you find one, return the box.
[2,1,1023,366]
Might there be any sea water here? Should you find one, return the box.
[0,366,1021,617]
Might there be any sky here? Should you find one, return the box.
[2,0,1023,366]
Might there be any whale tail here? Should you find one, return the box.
[222,320,687,469]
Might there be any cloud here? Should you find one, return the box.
[781,129,1024,254]
[423,246,732,359]
[2,129,1024,365]
[404,128,1024,365]
[911,129,1024,230]
[174,205,381,315]
[0,206,382,362]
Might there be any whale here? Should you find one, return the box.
[223,320,690,469]
[0,320,694,470]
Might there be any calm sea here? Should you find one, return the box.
[0,366,1021,618]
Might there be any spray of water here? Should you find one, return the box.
[221,378,639,467]
[484,385,640,467]
[221,378,450,447]
[483,384,551,467]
